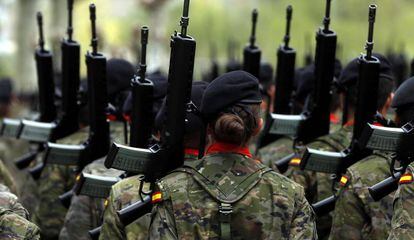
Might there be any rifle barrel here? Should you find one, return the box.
[139,26,149,82]
[284,5,293,48]
[250,9,258,47]
[366,4,377,59]
[89,4,98,54]
[67,0,74,41]
[37,12,45,52]
[180,0,190,37]
[323,0,332,32]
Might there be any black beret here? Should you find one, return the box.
[392,76,414,109]
[337,53,394,90]
[225,60,242,72]
[0,78,12,104]
[259,62,273,85]
[154,81,209,132]
[201,70,262,117]
[106,58,135,98]
[122,71,168,115]
[295,64,315,104]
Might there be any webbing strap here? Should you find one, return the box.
[219,202,232,240]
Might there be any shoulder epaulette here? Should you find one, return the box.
[399,173,413,185]
[339,175,349,187]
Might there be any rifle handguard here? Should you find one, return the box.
[274,153,295,174]
[311,195,336,217]
[28,163,45,180]
[88,226,101,240]
[14,151,38,170]
[59,190,74,209]
[117,195,152,226]
[368,172,401,201]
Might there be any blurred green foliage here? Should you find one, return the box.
[6,0,414,82]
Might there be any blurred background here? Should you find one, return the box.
[0,0,413,92]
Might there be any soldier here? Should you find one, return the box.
[0,207,40,240]
[99,81,208,240]
[328,76,407,239]
[291,54,394,239]
[0,183,40,239]
[59,71,168,240]
[149,71,317,239]
[387,78,414,240]
[32,58,135,239]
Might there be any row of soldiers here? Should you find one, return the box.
[2,0,414,239]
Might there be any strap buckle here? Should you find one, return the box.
[218,203,233,222]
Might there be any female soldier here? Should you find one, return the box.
[149,70,317,240]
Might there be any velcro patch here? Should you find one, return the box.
[399,173,413,185]
[289,158,301,166]
[339,175,349,187]
[151,191,162,204]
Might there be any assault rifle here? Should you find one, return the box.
[13,12,57,171]
[56,3,111,207]
[255,5,296,151]
[270,0,337,172]
[22,0,83,174]
[367,120,414,201]
[243,9,261,78]
[305,5,380,216]
[87,29,155,238]
[103,0,196,226]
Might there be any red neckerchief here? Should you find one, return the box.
[206,142,252,158]
[184,148,199,157]
[330,113,340,124]
[372,122,384,127]
[344,120,355,127]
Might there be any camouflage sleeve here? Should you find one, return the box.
[59,195,96,240]
[289,187,318,240]
[0,208,41,240]
[388,170,414,240]
[329,173,365,239]
[32,165,74,239]
[0,191,29,219]
[99,190,125,240]
[0,160,17,194]
[149,200,178,239]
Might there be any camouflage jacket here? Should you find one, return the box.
[388,162,414,240]
[0,160,16,194]
[0,188,29,219]
[149,152,317,239]
[288,126,353,240]
[0,207,40,240]
[59,157,124,240]
[33,121,125,239]
[329,151,394,240]
[99,152,199,240]
[257,136,294,171]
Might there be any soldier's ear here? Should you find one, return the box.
[252,117,263,137]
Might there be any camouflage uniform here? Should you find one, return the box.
[0,207,40,240]
[0,182,40,239]
[0,189,29,219]
[99,152,198,240]
[287,126,353,239]
[31,126,89,239]
[59,158,124,240]
[257,136,293,171]
[0,160,17,194]
[149,152,317,239]
[329,151,394,239]
[57,121,125,240]
[388,162,414,240]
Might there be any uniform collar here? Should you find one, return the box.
[206,142,252,158]
[184,148,199,160]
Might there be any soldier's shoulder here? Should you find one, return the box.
[57,127,89,145]
[261,169,305,195]
[110,176,147,210]
[347,152,390,185]
[0,207,40,239]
